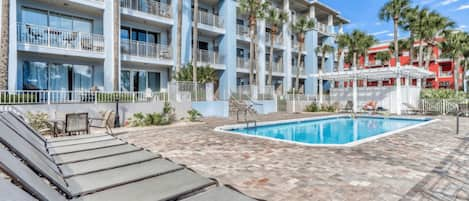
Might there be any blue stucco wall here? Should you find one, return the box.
[248,100,277,114]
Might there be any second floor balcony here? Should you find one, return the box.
[17,23,104,54]
[196,10,224,29]
[266,60,284,74]
[121,39,172,61]
[197,49,224,67]
[236,57,249,70]
[120,0,172,19]
[292,65,306,76]
[236,24,250,40]
[316,22,334,35]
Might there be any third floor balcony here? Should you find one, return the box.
[266,59,284,74]
[265,32,283,48]
[236,24,250,41]
[292,65,306,77]
[195,10,225,35]
[120,0,173,25]
[197,49,224,69]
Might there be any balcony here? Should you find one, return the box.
[121,39,172,65]
[265,32,283,47]
[121,0,171,18]
[197,10,223,28]
[197,49,224,68]
[236,24,250,41]
[315,22,334,35]
[17,23,104,57]
[266,60,284,74]
[236,57,250,71]
[292,66,306,76]
[439,71,453,77]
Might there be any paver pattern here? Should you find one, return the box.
[118,113,469,201]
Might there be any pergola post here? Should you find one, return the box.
[396,68,402,115]
[417,78,422,88]
[319,78,323,106]
[353,69,358,113]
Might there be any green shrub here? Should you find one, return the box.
[420,89,468,99]
[128,102,175,127]
[305,103,319,112]
[187,109,202,122]
[25,112,52,134]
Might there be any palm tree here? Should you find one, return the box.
[316,44,334,73]
[400,6,419,63]
[339,30,371,69]
[191,0,199,84]
[415,8,430,68]
[176,0,183,74]
[336,34,349,71]
[462,46,469,92]
[440,31,467,92]
[291,17,315,91]
[360,35,377,67]
[0,0,9,90]
[375,51,392,67]
[389,39,410,62]
[423,12,454,70]
[238,0,269,86]
[265,8,288,86]
[379,0,410,66]
[113,0,120,90]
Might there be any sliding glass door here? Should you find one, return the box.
[120,70,161,92]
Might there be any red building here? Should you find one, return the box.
[343,38,464,89]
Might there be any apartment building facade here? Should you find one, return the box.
[5,0,348,98]
[348,39,464,90]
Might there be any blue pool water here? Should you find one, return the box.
[229,116,430,145]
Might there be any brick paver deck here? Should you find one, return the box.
[118,113,469,201]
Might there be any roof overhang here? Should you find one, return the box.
[310,66,435,81]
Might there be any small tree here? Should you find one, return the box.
[440,31,467,93]
[175,64,217,84]
[291,17,315,92]
[316,44,334,72]
[375,51,392,67]
[265,8,288,86]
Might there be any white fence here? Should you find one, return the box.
[330,87,422,114]
[0,90,168,105]
[168,82,217,102]
[17,23,104,53]
[232,85,275,101]
[420,99,469,114]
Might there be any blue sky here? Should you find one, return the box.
[321,0,469,41]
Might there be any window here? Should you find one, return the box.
[198,41,208,50]
[236,48,244,57]
[148,72,161,92]
[236,19,244,25]
[23,61,48,90]
[121,70,161,92]
[21,7,93,33]
[121,27,130,39]
[73,65,93,90]
[132,29,147,42]
[121,71,131,91]
[21,8,48,26]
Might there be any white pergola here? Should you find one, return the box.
[310,66,435,115]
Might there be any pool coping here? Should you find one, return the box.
[214,114,440,147]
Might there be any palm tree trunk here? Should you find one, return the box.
[295,45,302,92]
[192,0,199,84]
[418,41,424,68]
[176,0,183,73]
[454,57,461,93]
[409,32,414,64]
[393,19,399,66]
[0,0,9,90]
[249,19,255,86]
[352,52,357,69]
[321,51,325,73]
[424,44,432,70]
[268,33,274,86]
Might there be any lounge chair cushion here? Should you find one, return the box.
[73,169,215,201]
[66,158,183,197]
[53,144,143,165]
[0,177,37,201]
[59,150,159,177]
[0,148,67,201]
[182,186,257,201]
[48,139,126,155]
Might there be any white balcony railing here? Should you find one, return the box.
[236,24,250,38]
[121,39,172,60]
[292,65,305,76]
[368,60,383,66]
[0,90,168,105]
[120,0,172,18]
[316,22,334,35]
[197,10,223,28]
[197,49,223,65]
[265,32,283,46]
[17,23,104,53]
[439,71,453,77]
[266,60,284,73]
[236,57,250,70]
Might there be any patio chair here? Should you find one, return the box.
[402,103,421,115]
[65,113,89,135]
[362,101,377,113]
[458,103,469,117]
[340,101,353,113]
[89,110,114,134]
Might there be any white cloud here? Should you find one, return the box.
[456,25,468,31]
[371,30,390,36]
[456,4,469,10]
[440,0,458,6]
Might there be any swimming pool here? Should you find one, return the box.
[216,115,434,146]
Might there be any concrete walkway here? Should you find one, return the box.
[119,113,469,201]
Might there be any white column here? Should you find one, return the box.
[396,69,402,115]
[104,0,120,91]
[8,0,17,90]
[417,78,422,88]
[353,75,358,113]
[319,78,323,105]
[283,0,292,92]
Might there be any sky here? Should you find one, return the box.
[320,0,469,42]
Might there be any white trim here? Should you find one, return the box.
[214,115,438,147]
